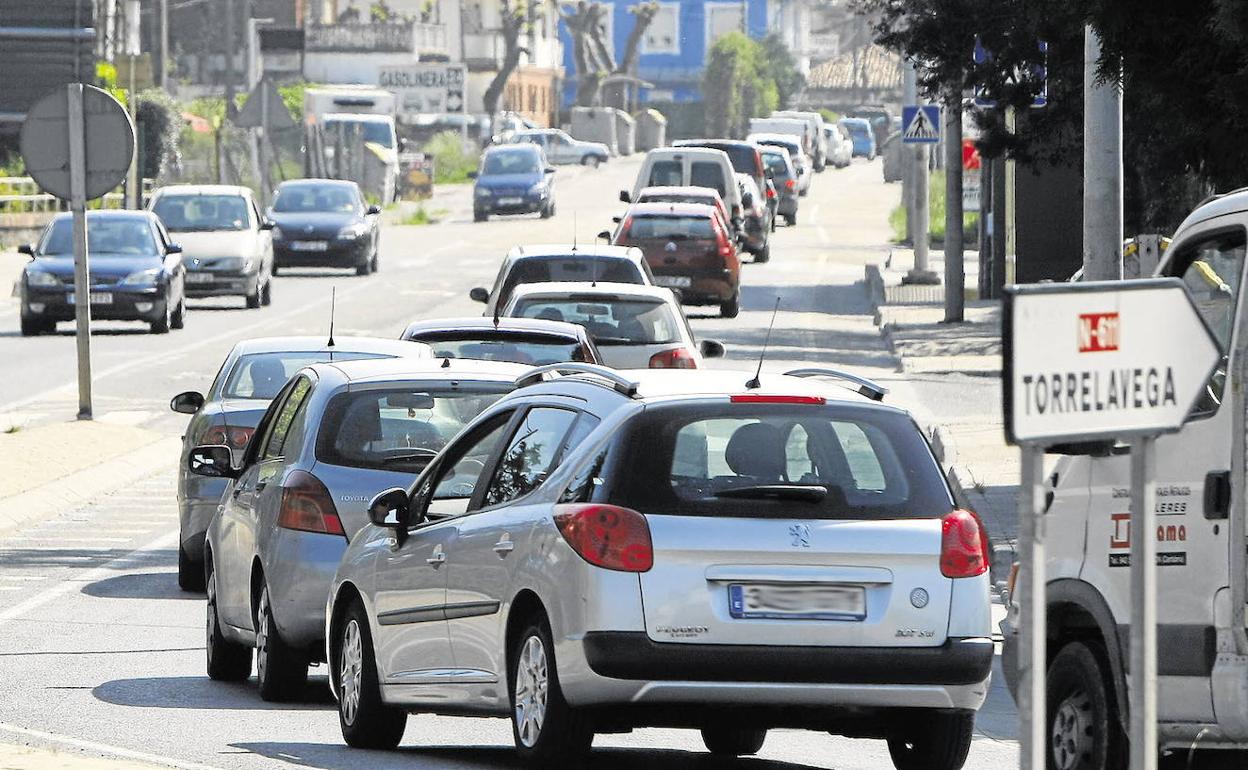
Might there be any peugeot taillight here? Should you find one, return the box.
[766,187,776,200]
[785,179,796,191]
[649,347,697,369]
[940,509,990,578]
[277,470,346,538]
[716,226,733,258]
[554,503,653,572]
[203,425,254,450]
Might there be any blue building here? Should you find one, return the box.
[558,0,772,107]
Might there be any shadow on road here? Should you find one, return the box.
[0,547,176,571]
[741,284,872,315]
[709,324,896,370]
[93,675,335,710]
[81,572,200,600]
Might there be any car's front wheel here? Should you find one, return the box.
[886,711,974,770]
[150,296,171,334]
[260,279,272,306]
[784,212,797,226]
[582,155,601,168]
[170,297,185,329]
[510,619,592,766]
[701,726,766,756]
[754,241,771,263]
[336,600,407,749]
[19,315,51,336]
[205,567,251,681]
[255,585,308,702]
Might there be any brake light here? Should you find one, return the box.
[716,227,733,257]
[785,179,796,191]
[649,347,698,369]
[203,425,254,450]
[766,187,776,200]
[554,503,653,572]
[730,394,826,404]
[277,470,346,538]
[940,509,990,578]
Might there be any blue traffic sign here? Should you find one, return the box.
[973,36,1048,109]
[901,105,941,144]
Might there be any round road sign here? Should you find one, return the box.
[19,85,135,202]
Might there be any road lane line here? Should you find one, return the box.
[0,722,225,770]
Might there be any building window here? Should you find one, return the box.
[642,4,679,55]
[705,3,744,51]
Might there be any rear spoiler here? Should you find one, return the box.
[783,368,887,402]
[515,363,640,397]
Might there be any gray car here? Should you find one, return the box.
[325,365,992,768]
[190,357,525,701]
[170,336,431,591]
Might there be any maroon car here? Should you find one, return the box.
[609,202,742,318]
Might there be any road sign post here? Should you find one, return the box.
[67,85,92,419]
[1005,279,1221,770]
[901,105,941,286]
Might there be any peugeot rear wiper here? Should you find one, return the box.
[713,485,829,503]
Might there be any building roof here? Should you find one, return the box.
[807,44,903,91]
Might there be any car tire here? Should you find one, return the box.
[150,297,171,334]
[355,260,371,277]
[1044,641,1124,770]
[178,544,204,592]
[540,202,553,219]
[474,209,488,223]
[886,710,974,770]
[19,315,48,336]
[784,212,797,226]
[260,280,272,306]
[271,263,281,276]
[754,241,771,263]
[720,291,741,319]
[370,253,379,273]
[700,726,766,757]
[255,585,308,702]
[336,599,407,749]
[510,618,592,767]
[205,567,252,681]
[582,155,600,168]
[246,283,262,309]
[171,298,185,329]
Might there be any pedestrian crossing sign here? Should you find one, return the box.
[902,105,941,144]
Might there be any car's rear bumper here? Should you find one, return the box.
[263,529,348,659]
[274,240,370,268]
[650,268,737,304]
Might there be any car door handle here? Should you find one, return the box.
[255,481,267,492]
[426,552,446,566]
[493,539,515,557]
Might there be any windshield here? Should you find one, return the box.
[639,192,718,208]
[325,118,395,148]
[624,215,716,240]
[40,217,157,257]
[272,185,360,214]
[482,151,542,176]
[512,297,680,344]
[220,351,388,400]
[605,404,952,520]
[413,333,589,365]
[152,195,250,232]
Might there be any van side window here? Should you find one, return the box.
[1171,227,1246,414]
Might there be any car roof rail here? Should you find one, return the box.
[515,363,640,397]
[783,368,888,402]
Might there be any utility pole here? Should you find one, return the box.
[224,0,238,119]
[159,0,169,90]
[944,98,964,321]
[902,63,917,243]
[1082,26,1123,281]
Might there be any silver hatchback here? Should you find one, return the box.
[189,357,525,701]
[325,365,993,768]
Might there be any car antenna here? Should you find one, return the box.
[745,297,781,390]
[327,286,337,352]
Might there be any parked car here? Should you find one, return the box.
[606,201,742,317]
[510,128,610,167]
[268,179,381,276]
[18,210,187,336]
[471,144,557,222]
[169,336,430,591]
[624,147,744,228]
[760,147,800,226]
[735,173,772,262]
[824,124,853,169]
[192,357,525,700]
[325,366,990,769]
[839,118,878,160]
[748,133,812,196]
[400,316,604,365]
[772,110,829,171]
[469,244,653,317]
[149,185,274,309]
[502,282,725,367]
[672,139,768,204]
[846,104,894,148]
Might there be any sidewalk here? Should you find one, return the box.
[0,744,171,770]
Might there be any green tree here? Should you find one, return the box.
[758,33,805,110]
[483,0,530,118]
[703,33,778,138]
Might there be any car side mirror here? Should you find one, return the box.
[546,167,557,174]
[260,219,276,231]
[467,170,479,179]
[398,137,409,152]
[366,204,382,216]
[742,193,754,208]
[469,287,490,303]
[699,339,726,358]
[597,230,612,241]
[166,243,183,255]
[368,487,412,528]
[611,216,621,224]
[188,445,239,479]
[170,391,205,414]
[17,243,34,257]
[619,190,631,203]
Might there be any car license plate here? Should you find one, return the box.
[291,241,329,252]
[186,272,215,284]
[729,584,866,621]
[654,275,692,288]
[497,197,524,206]
[67,292,113,305]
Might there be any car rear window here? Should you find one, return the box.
[647,160,683,187]
[502,257,643,299]
[624,215,715,240]
[410,332,589,365]
[512,297,680,345]
[316,384,510,473]
[220,351,386,400]
[604,403,952,520]
[762,152,790,177]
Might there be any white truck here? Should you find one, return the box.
[303,87,401,201]
[1001,189,1248,767]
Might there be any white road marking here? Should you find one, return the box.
[5,537,134,543]
[0,722,225,770]
[0,575,48,582]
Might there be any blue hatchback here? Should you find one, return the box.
[839,118,878,160]
[472,144,556,222]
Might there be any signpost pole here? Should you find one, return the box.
[67,83,93,421]
[1129,435,1158,770]
[1018,443,1046,770]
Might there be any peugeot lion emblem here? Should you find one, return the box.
[789,524,811,548]
[665,241,678,252]
[304,225,315,234]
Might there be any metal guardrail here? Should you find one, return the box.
[0,177,155,213]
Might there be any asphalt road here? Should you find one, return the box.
[0,155,1021,769]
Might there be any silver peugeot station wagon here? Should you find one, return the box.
[325,365,993,769]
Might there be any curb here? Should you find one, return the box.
[0,435,181,535]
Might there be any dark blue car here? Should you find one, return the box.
[471,144,556,222]
[19,210,187,336]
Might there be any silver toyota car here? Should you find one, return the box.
[189,357,525,701]
[325,365,993,769]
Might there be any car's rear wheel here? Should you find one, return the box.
[700,726,766,757]
[886,711,974,770]
[205,567,251,681]
[582,155,600,168]
[754,241,771,263]
[720,291,741,319]
[510,619,592,766]
[784,212,797,226]
[177,544,204,592]
[256,585,308,702]
[336,600,407,749]
[1046,641,1122,770]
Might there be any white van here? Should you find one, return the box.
[749,117,813,160]
[623,147,744,224]
[1001,189,1248,766]
[772,110,828,171]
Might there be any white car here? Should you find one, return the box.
[325,366,993,769]
[824,124,854,169]
[501,282,724,369]
[748,133,813,195]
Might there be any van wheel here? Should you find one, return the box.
[701,726,766,756]
[336,599,407,748]
[887,711,974,770]
[206,568,252,681]
[1047,641,1122,770]
[256,585,308,702]
[720,292,741,319]
[510,618,593,766]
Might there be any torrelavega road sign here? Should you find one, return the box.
[1004,278,1222,445]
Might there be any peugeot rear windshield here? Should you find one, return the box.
[601,402,953,520]
[407,331,590,365]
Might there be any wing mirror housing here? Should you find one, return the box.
[596,230,612,241]
[368,487,412,529]
[187,445,239,479]
[469,287,490,303]
[467,170,479,179]
[260,219,276,231]
[742,192,754,208]
[545,166,557,174]
[366,204,382,216]
[619,190,631,203]
[170,391,205,414]
[166,243,183,255]
[611,216,621,224]
[18,243,35,258]
[699,339,726,358]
